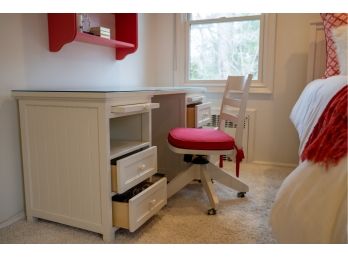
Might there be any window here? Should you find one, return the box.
[189,13,261,80]
[174,13,277,93]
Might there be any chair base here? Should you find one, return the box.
[167,161,249,214]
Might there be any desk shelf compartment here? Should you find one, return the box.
[110,140,150,160]
[109,112,151,159]
[48,13,138,60]
[112,176,167,232]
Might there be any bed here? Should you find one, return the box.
[270,14,348,243]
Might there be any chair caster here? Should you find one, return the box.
[207,208,217,215]
[237,192,246,198]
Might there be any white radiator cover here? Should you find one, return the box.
[203,109,255,162]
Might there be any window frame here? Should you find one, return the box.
[174,13,277,94]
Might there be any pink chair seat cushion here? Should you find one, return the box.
[168,128,235,150]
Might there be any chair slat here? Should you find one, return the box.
[220,112,239,123]
[223,97,241,108]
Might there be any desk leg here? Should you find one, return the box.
[102,227,116,242]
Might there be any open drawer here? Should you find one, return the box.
[111,146,157,194]
[187,102,211,128]
[112,176,167,232]
[195,102,211,127]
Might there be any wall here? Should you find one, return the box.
[145,14,176,86]
[0,13,152,224]
[249,13,321,165]
[147,13,321,166]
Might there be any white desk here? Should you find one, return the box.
[13,87,207,241]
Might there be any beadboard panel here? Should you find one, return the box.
[21,102,102,228]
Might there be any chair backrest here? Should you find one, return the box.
[219,75,252,149]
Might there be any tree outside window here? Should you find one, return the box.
[188,13,261,81]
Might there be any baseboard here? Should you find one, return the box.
[251,160,298,168]
[0,211,25,229]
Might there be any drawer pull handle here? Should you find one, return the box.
[149,199,157,209]
[138,164,146,171]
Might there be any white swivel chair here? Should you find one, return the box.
[167,75,252,215]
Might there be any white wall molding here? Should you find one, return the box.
[0,211,25,229]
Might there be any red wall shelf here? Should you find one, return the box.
[47,13,138,60]
[75,32,135,48]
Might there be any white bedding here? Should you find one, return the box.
[271,158,347,243]
[290,75,347,155]
[271,75,348,243]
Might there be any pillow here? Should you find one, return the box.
[332,25,348,75]
[320,13,348,78]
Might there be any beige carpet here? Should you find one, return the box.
[0,162,292,244]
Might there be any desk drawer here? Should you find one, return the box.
[111,103,159,114]
[112,177,167,232]
[195,102,211,127]
[111,146,157,194]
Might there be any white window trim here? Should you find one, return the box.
[173,13,277,94]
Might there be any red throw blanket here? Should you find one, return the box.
[301,85,348,167]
